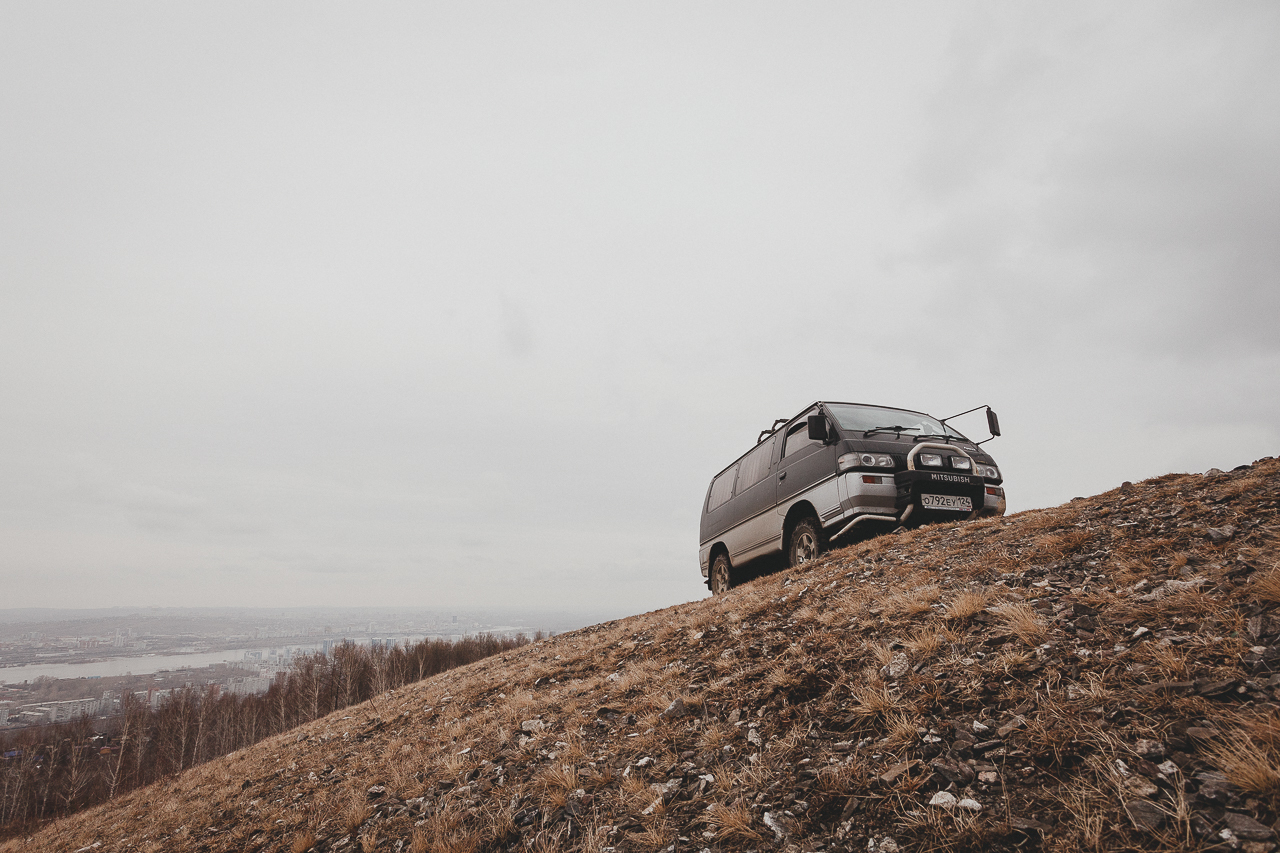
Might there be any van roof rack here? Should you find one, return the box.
[758,418,789,444]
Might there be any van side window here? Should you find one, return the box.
[783,421,820,459]
[707,465,738,511]
[736,438,774,494]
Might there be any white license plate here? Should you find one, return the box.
[921,494,972,511]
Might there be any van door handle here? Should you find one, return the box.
[778,471,786,481]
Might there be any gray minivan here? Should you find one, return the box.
[698,401,1005,594]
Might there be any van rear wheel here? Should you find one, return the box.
[788,517,824,567]
[708,553,734,595]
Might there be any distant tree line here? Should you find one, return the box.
[0,633,529,839]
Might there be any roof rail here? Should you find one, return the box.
[757,418,788,444]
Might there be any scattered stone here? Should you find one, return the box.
[1125,799,1166,831]
[1207,525,1237,544]
[762,810,789,841]
[929,791,958,808]
[930,758,976,784]
[956,798,982,812]
[978,771,999,784]
[1225,813,1275,841]
[1009,815,1052,832]
[1135,739,1165,759]
[747,728,763,748]
[867,837,900,853]
[883,652,910,680]
[659,698,689,720]
[879,761,916,784]
[521,719,547,734]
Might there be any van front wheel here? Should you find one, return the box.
[709,554,734,595]
[788,517,824,567]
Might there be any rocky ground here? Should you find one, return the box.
[5,457,1279,853]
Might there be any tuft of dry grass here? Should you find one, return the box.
[945,589,990,622]
[883,711,921,747]
[864,641,895,668]
[903,628,948,658]
[994,602,1048,645]
[1208,731,1280,799]
[1252,565,1280,605]
[847,684,904,721]
[883,585,940,620]
[342,796,371,837]
[290,830,316,853]
[704,800,763,843]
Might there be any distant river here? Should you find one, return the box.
[0,647,318,684]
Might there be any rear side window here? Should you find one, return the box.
[736,437,774,493]
[783,421,821,459]
[707,465,738,511]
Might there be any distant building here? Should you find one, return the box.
[27,697,102,723]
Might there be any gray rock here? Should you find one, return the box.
[867,837,900,853]
[883,652,910,680]
[762,810,789,841]
[1125,799,1166,831]
[1009,815,1052,832]
[659,698,689,720]
[931,758,976,784]
[1207,525,1237,544]
[520,719,547,734]
[1225,812,1274,841]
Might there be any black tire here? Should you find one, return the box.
[708,553,734,595]
[788,516,824,568]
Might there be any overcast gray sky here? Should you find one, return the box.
[2,3,1277,614]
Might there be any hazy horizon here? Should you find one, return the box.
[3,3,1277,612]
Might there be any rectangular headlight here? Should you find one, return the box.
[950,456,972,470]
[919,453,943,467]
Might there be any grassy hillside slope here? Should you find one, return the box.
[5,457,1279,853]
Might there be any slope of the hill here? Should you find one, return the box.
[6,457,1279,853]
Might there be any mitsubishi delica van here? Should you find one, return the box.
[698,401,1006,594]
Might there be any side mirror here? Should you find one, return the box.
[807,415,829,442]
[986,408,1001,437]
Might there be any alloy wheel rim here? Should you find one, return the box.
[795,532,817,563]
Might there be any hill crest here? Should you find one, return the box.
[5,457,1279,853]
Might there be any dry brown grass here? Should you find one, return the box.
[1207,731,1280,799]
[704,800,763,843]
[289,830,317,853]
[993,601,1048,645]
[883,584,941,621]
[342,795,371,837]
[1031,529,1092,560]
[864,640,895,668]
[944,588,990,622]
[847,684,905,721]
[903,627,948,658]
[1253,565,1280,605]
[882,711,921,747]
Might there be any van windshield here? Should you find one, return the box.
[826,403,966,439]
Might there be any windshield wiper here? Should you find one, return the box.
[913,433,955,443]
[864,425,913,437]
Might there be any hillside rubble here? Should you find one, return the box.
[6,457,1280,853]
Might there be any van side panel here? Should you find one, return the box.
[699,464,739,544]
[723,437,781,563]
